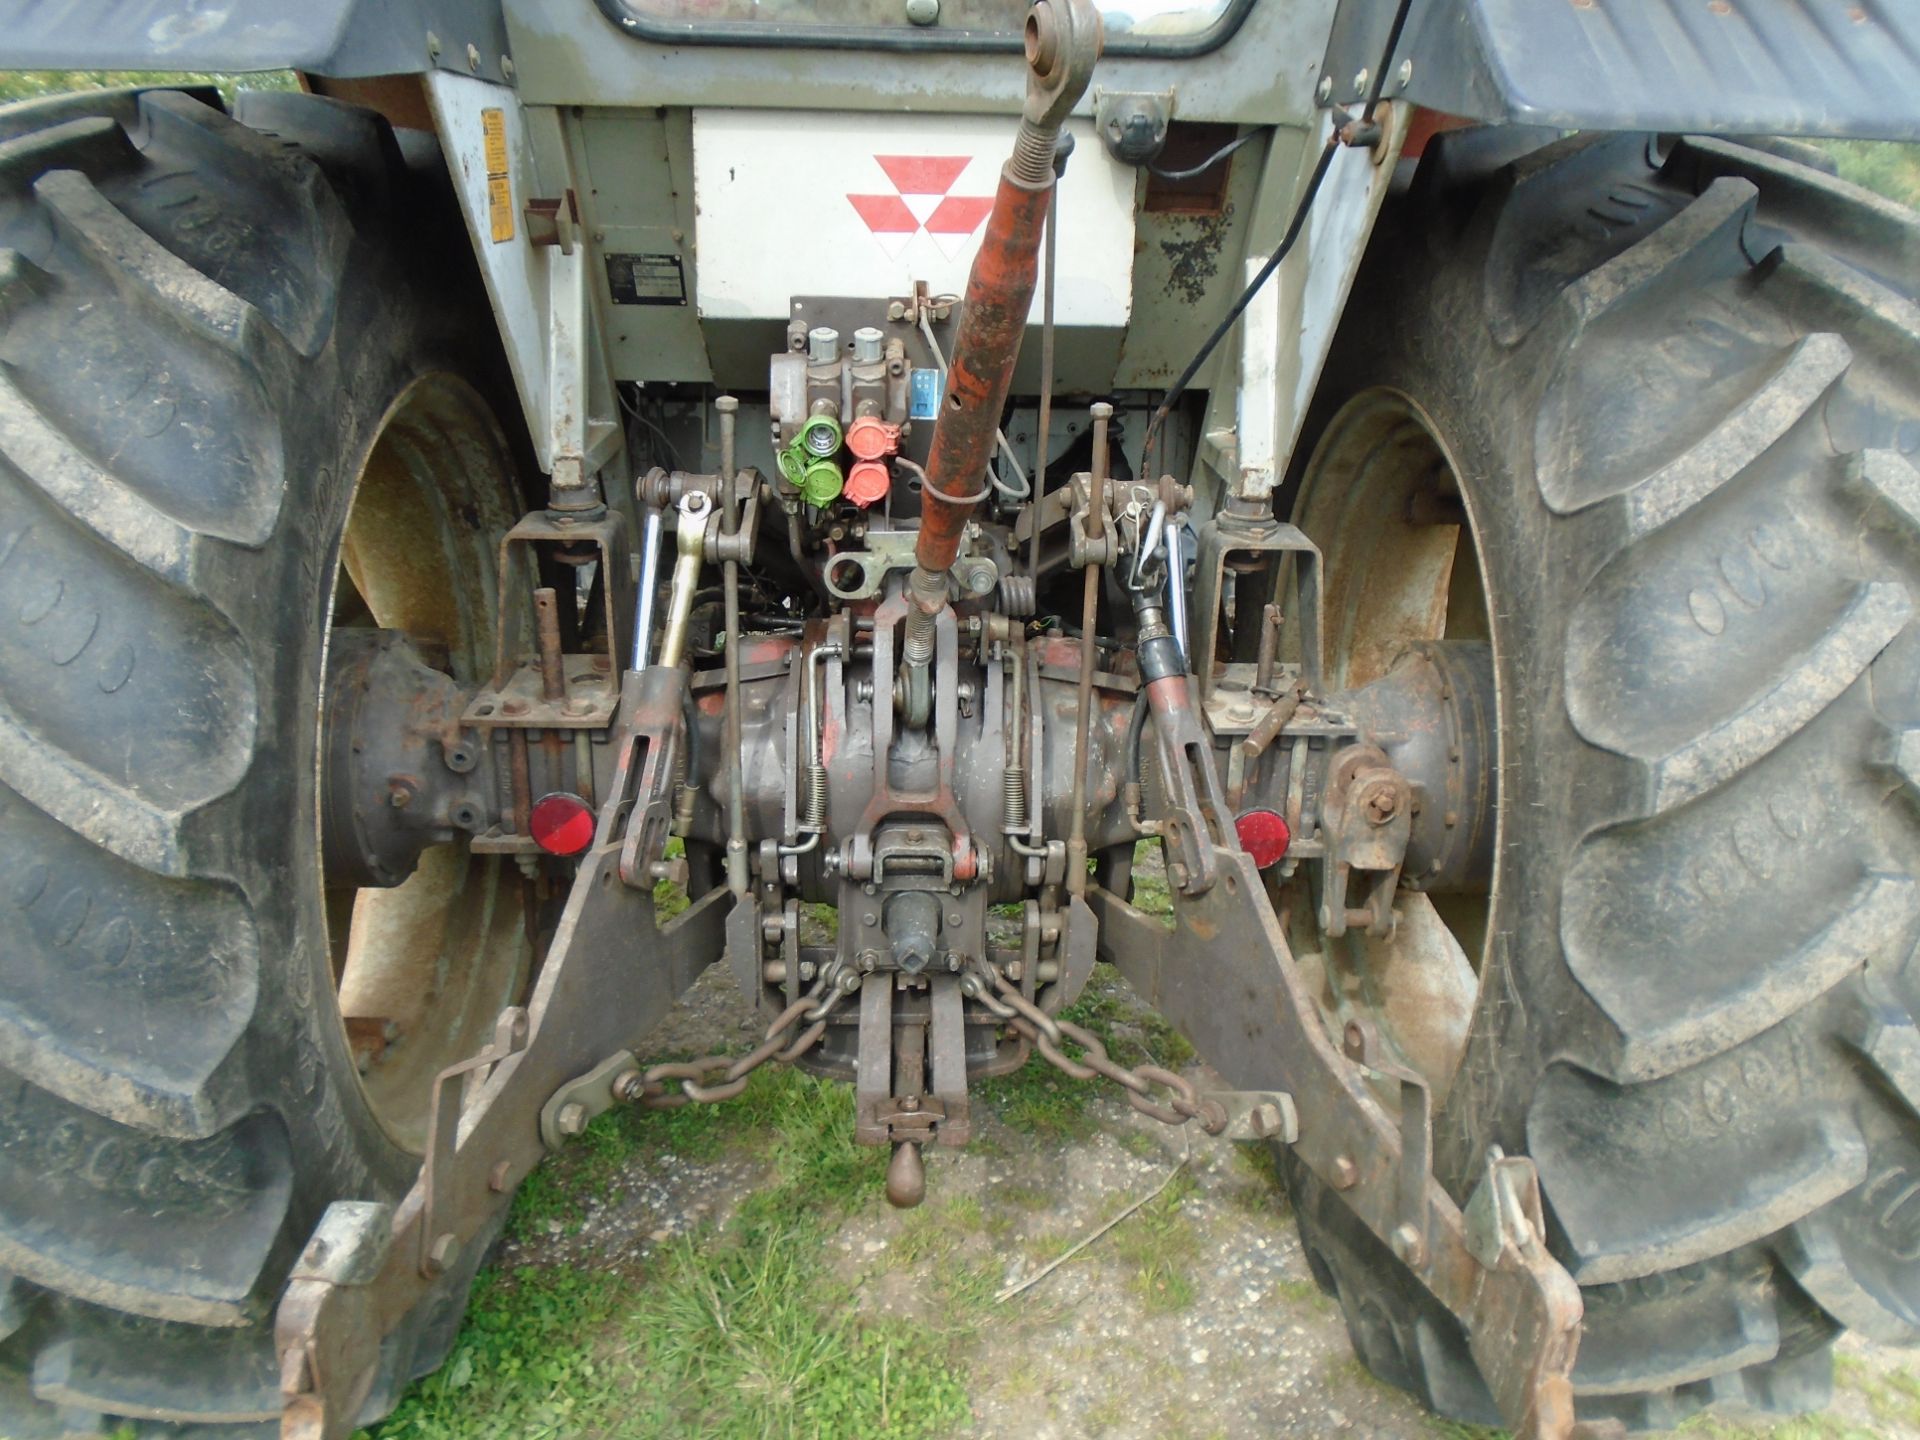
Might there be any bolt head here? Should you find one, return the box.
[1396,57,1413,87]
[1391,1223,1427,1268]
[1315,74,1333,104]
[1330,1154,1359,1189]
[1249,1102,1284,1138]
[556,1101,589,1136]
[466,42,482,71]
[1352,67,1370,97]
[426,1232,460,1275]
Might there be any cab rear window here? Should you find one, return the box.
[595,0,1253,57]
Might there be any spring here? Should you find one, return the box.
[998,573,1036,617]
[1003,764,1030,833]
[801,763,829,832]
[903,604,937,668]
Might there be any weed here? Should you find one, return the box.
[801,900,839,940]
[375,1068,962,1440]
[976,962,1195,1138]
[996,1180,1053,1211]
[652,836,690,919]
[1830,1352,1920,1432]
[363,1267,626,1439]
[1270,1275,1329,1307]
[1111,1170,1200,1314]
[1815,140,1920,209]
[1674,1412,1879,1440]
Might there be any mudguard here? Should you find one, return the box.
[1324,0,1920,141]
[0,0,509,83]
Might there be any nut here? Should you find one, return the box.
[1359,779,1400,825]
[1249,1101,1286,1139]
[556,1101,589,1136]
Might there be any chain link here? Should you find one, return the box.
[965,961,1227,1134]
[624,967,857,1109]
[623,956,1222,1135]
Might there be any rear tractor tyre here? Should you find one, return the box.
[1285,131,1920,1430]
[0,87,532,1432]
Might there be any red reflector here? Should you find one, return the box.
[1235,809,1291,869]
[529,793,595,856]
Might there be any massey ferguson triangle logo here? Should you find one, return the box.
[847,155,995,262]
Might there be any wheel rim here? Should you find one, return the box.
[1293,387,1498,1104]
[320,374,529,1154]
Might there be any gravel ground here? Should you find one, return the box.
[495,961,1920,1440]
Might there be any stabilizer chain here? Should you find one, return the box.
[618,964,861,1109]
[961,960,1228,1134]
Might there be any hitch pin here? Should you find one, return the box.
[1164,518,1188,665]
[1129,498,1167,589]
[630,504,666,671]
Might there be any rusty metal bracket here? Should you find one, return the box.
[539,1049,640,1150]
[420,1006,529,1278]
[480,507,636,699]
[1092,721,1583,1438]
[278,1202,393,1440]
[1189,507,1324,706]
[275,687,730,1440]
[1204,1090,1299,1143]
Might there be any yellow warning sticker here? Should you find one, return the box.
[482,108,513,243]
[487,175,514,243]
[481,107,509,176]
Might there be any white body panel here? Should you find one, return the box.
[691,110,1137,325]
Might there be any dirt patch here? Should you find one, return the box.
[455,963,1920,1440]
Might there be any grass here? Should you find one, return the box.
[973,957,1195,1140]
[0,69,294,105]
[1815,140,1920,209]
[1109,1169,1201,1314]
[366,1066,968,1440]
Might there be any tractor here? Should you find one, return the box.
[0,1,1917,1435]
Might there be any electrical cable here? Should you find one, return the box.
[617,383,685,472]
[1147,129,1257,182]
[918,312,1030,500]
[1138,0,1415,478]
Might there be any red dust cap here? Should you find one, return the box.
[846,415,900,461]
[845,459,892,508]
